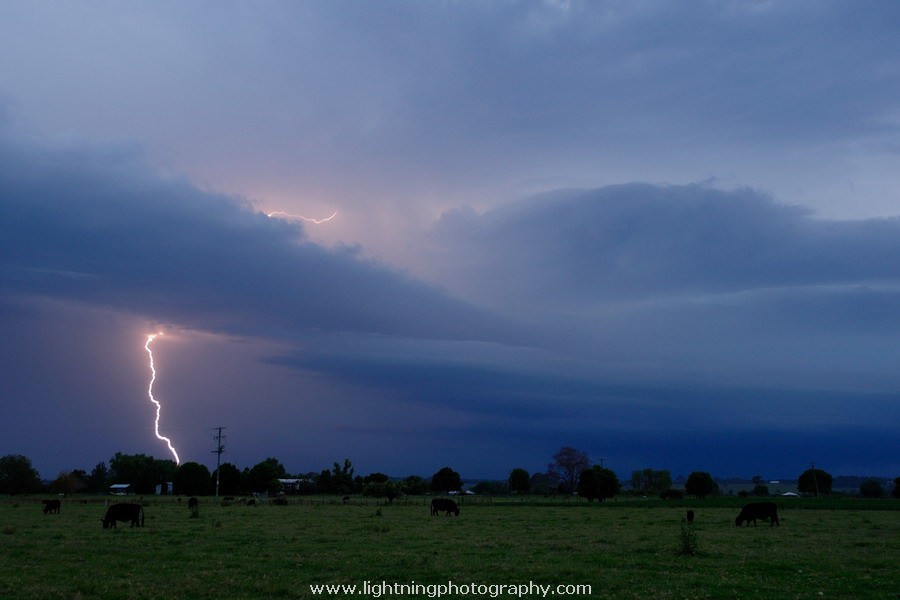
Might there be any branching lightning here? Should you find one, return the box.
[144,334,180,465]
[267,210,338,224]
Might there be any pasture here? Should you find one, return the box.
[1,496,897,599]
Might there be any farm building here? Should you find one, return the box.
[108,483,134,495]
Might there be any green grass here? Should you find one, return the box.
[1,496,897,599]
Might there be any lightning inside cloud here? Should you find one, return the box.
[144,333,180,465]
[267,210,338,224]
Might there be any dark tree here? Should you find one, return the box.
[797,468,833,496]
[50,471,85,495]
[108,453,176,494]
[330,459,356,494]
[530,471,561,495]
[508,468,530,494]
[173,462,212,496]
[859,479,884,499]
[211,462,242,495]
[246,457,288,494]
[893,477,900,500]
[548,446,590,494]
[751,484,770,497]
[363,472,390,484]
[472,480,506,495]
[684,471,718,499]
[629,468,672,495]
[403,475,429,495]
[430,467,462,494]
[86,462,109,494]
[0,454,43,494]
[363,480,402,503]
[578,465,621,502]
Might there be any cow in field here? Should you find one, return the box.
[101,503,144,529]
[42,499,61,514]
[686,510,694,524]
[430,498,460,516]
[187,497,199,510]
[735,502,779,527]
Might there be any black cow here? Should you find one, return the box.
[187,497,199,510]
[686,509,694,524]
[42,499,61,514]
[101,503,144,529]
[735,502,779,527]
[430,498,460,516]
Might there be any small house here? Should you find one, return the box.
[108,483,134,495]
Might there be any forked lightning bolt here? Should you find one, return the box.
[267,210,337,224]
[145,334,180,464]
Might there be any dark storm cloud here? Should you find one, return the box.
[0,126,513,343]
[428,184,900,308]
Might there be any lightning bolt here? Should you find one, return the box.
[144,334,180,465]
[267,210,338,224]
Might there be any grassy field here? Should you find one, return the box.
[1,496,897,599]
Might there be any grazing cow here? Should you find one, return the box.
[188,497,199,510]
[686,510,694,524]
[101,503,144,529]
[430,498,460,516]
[246,498,256,507]
[735,502,779,527]
[42,499,61,514]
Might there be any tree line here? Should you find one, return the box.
[1,446,897,500]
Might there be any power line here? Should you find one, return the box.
[211,427,226,498]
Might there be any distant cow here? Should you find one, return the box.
[735,502,779,527]
[686,510,694,524]
[430,498,460,516]
[101,503,144,529]
[187,497,199,510]
[42,499,61,514]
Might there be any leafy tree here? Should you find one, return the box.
[50,471,85,495]
[751,483,770,497]
[363,480,402,503]
[86,462,109,494]
[246,457,288,494]
[173,462,212,496]
[363,472,389,484]
[430,467,462,494]
[108,453,176,494]
[0,454,42,494]
[577,466,621,502]
[548,446,590,494]
[403,475,429,495]
[629,468,672,495]
[859,479,884,499]
[797,468,833,496]
[472,480,507,495]
[893,477,900,500]
[508,468,530,494]
[211,462,242,496]
[330,459,356,494]
[684,471,717,499]
[530,471,561,495]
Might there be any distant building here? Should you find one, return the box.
[155,482,174,495]
[108,483,134,495]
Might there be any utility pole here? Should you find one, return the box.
[211,427,226,498]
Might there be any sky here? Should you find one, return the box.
[2,0,899,484]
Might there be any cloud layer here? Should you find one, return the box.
[1,1,899,480]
